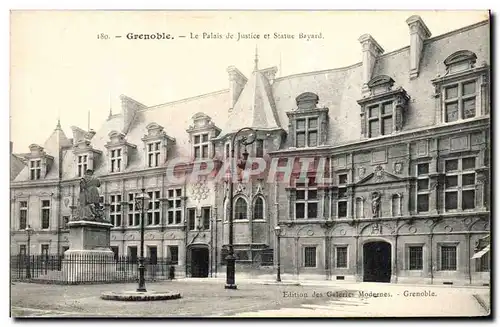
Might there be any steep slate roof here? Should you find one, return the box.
[10,154,25,181]
[219,62,282,138]
[11,19,490,183]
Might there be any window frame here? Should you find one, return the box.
[146,190,161,226]
[109,194,122,227]
[127,192,141,227]
[29,159,41,180]
[295,116,319,148]
[407,244,424,271]
[193,132,210,160]
[168,245,179,265]
[416,162,430,213]
[77,154,88,177]
[442,78,479,123]
[253,196,265,221]
[337,173,348,218]
[41,200,50,229]
[110,148,123,173]
[19,201,28,230]
[146,141,161,168]
[439,243,458,271]
[367,100,394,138]
[444,156,476,212]
[234,197,248,221]
[167,188,183,225]
[294,177,318,220]
[303,245,318,268]
[334,245,348,269]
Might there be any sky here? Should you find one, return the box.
[10,10,489,153]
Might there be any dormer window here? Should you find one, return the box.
[26,144,53,180]
[106,131,136,173]
[147,141,161,168]
[77,154,88,177]
[141,122,175,169]
[110,149,122,172]
[29,159,41,180]
[194,133,210,159]
[358,75,410,138]
[432,50,489,124]
[286,92,329,149]
[186,112,221,161]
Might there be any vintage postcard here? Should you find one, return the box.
[9,10,491,318]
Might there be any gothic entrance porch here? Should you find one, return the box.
[188,245,209,278]
[363,241,392,283]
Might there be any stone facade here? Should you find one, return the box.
[11,17,490,284]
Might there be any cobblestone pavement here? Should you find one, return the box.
[10,280,490,318]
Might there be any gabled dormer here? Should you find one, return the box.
[286,92,329,148]
[432,50,489,124]
[357,75,410,138]
[104,131,136,173]
[186,112,221,161]
[26,144,53,180]
[73,138,102,178]
[141,122,175,168]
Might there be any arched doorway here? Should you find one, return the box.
[188,245,209,278]
[363,241,391,282]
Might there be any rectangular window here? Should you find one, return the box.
[202,207,210,230]
[77,155,88,177]
[294,178,318,219]
[255,139,264,158]
[187,208,196,231]
[336,246,348,268]
[19,245,27,256]
[304,246,317,268]
[416,163,430,213]
[338,201,347,218]
[41,244,49,258]
[29,159,41,180]
[295,117,318,148]
[444,80,477,122]
[146,191,161,226]
[168,246,179,265]
[476,252,490,272]
[148,246,158,265]
[440,245,457,271]
[128,246,138,263]
[193,133,210,159]
[445,157,476,211]
[147,141,161,167]
[109,194,122,227]
[368,101,393,138]
[19,201,27,230]
[110,149,122,172]
[167,188,183,224]
[41,200,50,229]
[127,192,140,226]
[409,246,423,270]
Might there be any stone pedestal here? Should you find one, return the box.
[62,220,116,283]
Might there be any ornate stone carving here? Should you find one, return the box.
[393,161,403,175]
[374,165,384,181]
[191,179,210,203]
[371,223,382,234]
[358,167,366,179]
[371,191,381,218]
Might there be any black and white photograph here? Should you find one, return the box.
[8,10,491,318]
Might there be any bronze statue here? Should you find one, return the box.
[77,169,104,220]
[371,192,381,218]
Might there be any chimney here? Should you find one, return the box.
[358,34,384,95]
[406,15,431,79]
[226,66,247,112]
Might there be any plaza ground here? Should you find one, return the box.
[10,278,490,318]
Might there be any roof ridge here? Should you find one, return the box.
[146,89,228,110]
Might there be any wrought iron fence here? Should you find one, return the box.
[10,254,177,284]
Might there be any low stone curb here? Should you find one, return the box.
[100,291,182,301]
[258,281,302,286]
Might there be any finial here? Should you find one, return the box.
[108,93,113,119]
[254,45,259,71]
[56,118,61,130]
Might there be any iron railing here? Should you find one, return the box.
[10,254,177,284]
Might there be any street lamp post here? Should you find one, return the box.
[274,225,282,282]
[225,127,256,290]
[135,188,150,292]
[25,225,34,279]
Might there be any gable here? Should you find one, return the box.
[356,170,404,186]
